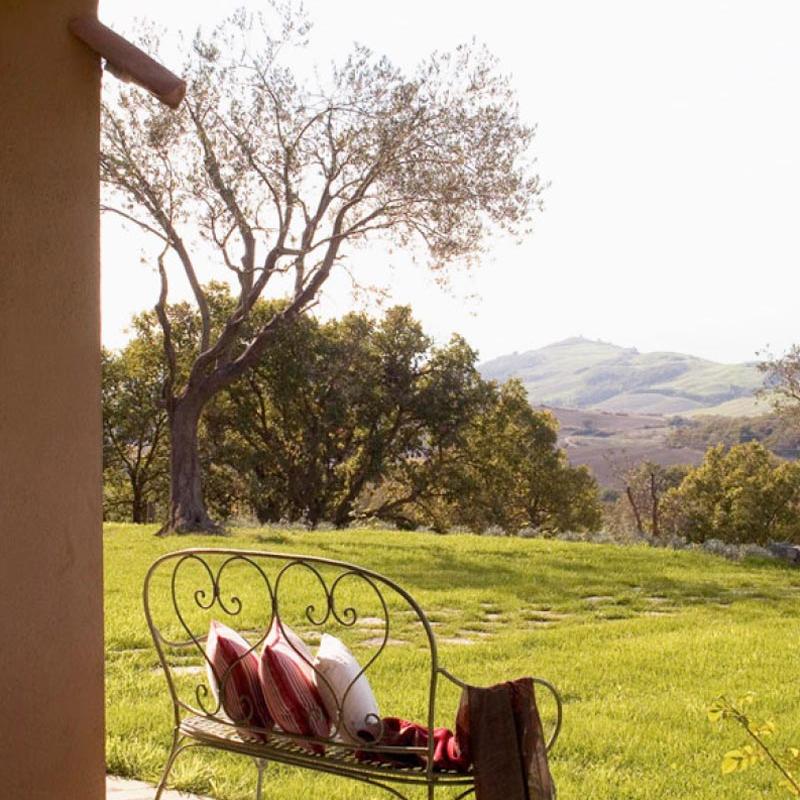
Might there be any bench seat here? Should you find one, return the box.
[180,715,474,787]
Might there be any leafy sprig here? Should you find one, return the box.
[708,694,800,796]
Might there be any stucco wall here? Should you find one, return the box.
[0,2,105,798]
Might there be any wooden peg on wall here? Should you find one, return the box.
[68,15,186,109]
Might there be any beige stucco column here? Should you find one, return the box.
[0,2,105,799]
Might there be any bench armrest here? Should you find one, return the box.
[438,667,563,752]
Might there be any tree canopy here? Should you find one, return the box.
[102,341,169,522]
[660,443,800,544]
[203,305,488,527]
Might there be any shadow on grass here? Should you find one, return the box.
[188,530,798,618]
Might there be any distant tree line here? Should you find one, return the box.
[611,442,800,545]
[103,292,602,535]
[668,413,800,460]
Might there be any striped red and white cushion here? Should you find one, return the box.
[205,620,273,739]
[259,620,331,745]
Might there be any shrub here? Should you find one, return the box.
[661,443,800,544]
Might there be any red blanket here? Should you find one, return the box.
[355,716,470,771]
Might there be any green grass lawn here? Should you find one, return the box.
[105,524,800,799]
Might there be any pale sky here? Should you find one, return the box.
[100,0,800,364]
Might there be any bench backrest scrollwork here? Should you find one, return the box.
[143,548,442,765]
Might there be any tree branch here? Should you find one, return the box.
[155,247,177,408]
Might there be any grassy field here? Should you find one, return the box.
[105,524,800,799]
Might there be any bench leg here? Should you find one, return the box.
[254,758,268,800]
[154,730,186,800]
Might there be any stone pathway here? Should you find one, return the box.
[107,776,214,800]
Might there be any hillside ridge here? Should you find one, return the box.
[480,336,763,416]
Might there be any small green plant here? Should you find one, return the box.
[708,694,800,795]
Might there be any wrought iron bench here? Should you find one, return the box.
[144,547,563,799]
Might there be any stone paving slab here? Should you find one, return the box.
[107,776,215,800]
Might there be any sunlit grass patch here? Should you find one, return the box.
[105,524,800,799]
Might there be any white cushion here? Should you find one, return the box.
[313,633,381,743]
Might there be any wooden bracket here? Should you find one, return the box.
[69,16,186,109]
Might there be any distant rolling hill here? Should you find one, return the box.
[479,336,764,417]
[479,337,769,487]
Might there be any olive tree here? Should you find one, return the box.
[101,8,543,532]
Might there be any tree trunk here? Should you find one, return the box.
[650,472,660,538]
[626,485,645,534]
[131,481,145,524]
[159,398,220,535]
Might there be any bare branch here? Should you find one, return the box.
[188,100,256,279]
[101,205,169,242]
[155,246,177,409]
